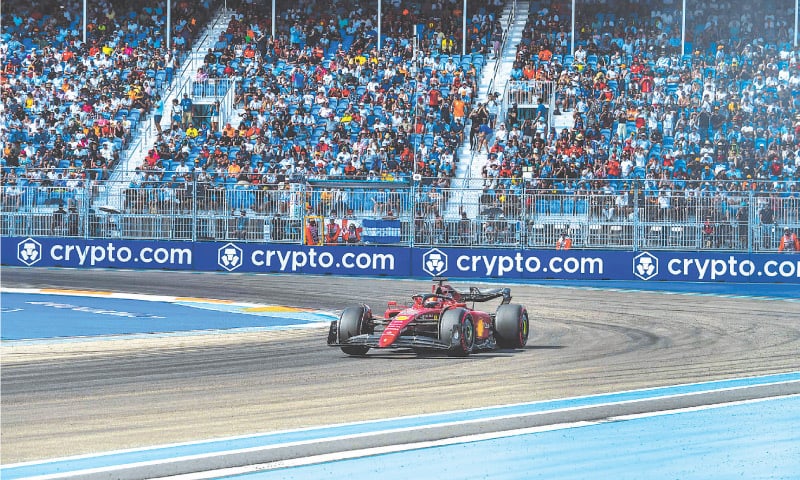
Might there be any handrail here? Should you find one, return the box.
[462,0,519,207]
[106,6,233,206]
[485,0,518,105]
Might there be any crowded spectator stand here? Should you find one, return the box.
[2,0,799,252]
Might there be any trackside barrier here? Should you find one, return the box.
[4,180,798,252]
[3,237,799,283]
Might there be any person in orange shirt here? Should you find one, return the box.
[451,96,466,123]
[227,162,242,177]
[522,62,536,80]
[245,124,260,139]
[144,148,160,167]
[305,218,321,245]
[778,228,800,252]
[556,231,572,250]
[325,218,341,245]
[538,48,552,62]
[222,123,236,138]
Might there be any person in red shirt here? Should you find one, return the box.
[144,148,159,167]
[606,156,621,178]
[428,87,441,108]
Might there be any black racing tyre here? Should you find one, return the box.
[439,308,475,357]
[338,305,371,356]
[494,304,529,349]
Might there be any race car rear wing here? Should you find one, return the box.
[459,286,512,304]
[432,277,511,304]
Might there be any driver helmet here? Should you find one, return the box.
[423,296,441,308]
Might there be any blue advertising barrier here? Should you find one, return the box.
[3,237,800,283]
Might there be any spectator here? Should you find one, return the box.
[236,209,248,239]
[759,203,775,249]
[171,99,183,132]
[556,230,573,250]
[271,213,286,241]
[180,93,193,129]
[701,217,716,248]
[304,217,320,245]
[343,223,361,244]
[778,227,800,252]
[325,217,341,245]
[154,95,164,135]
[736,202,749,248]
[3,180,24,210]
[50,203,66,235]
[67,205,80,236]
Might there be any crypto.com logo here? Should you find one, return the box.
[633,251,658,280]
[17,238,42,266]
[218,243,243,271]
[422,248,448,277]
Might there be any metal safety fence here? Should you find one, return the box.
[2,176,798,252]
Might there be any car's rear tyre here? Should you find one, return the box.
[439,308,475,357]
[494,304,529,349]
[338,305,371,356]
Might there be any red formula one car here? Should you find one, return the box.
[327,278,529,357]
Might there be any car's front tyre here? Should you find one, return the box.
[338,305,371,356]
[439,308,475,357]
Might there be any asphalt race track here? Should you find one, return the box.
[2,267,799,465]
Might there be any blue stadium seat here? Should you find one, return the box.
[575,198,588,215]
[535,200,548,215]
[562,197,575,215]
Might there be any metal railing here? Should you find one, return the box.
[2,177,798,252]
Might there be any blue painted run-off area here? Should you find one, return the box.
[242,395,800,480]
[2,373,798,480]
[0,293,329,340]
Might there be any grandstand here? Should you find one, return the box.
[2,0,799,251]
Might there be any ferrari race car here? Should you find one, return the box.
[327,278,529,357]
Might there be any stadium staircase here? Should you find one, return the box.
[99,5,234,210]
[446,1,529,220]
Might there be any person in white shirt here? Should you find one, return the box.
[328,162,344,177]
[336,149,351,164]
[318,104,333,119]
[657,189,672,220]
[620,156,634,177]
[175,160,190,176]
[494,123,508,143]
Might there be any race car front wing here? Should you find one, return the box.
[327,321,455,350]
